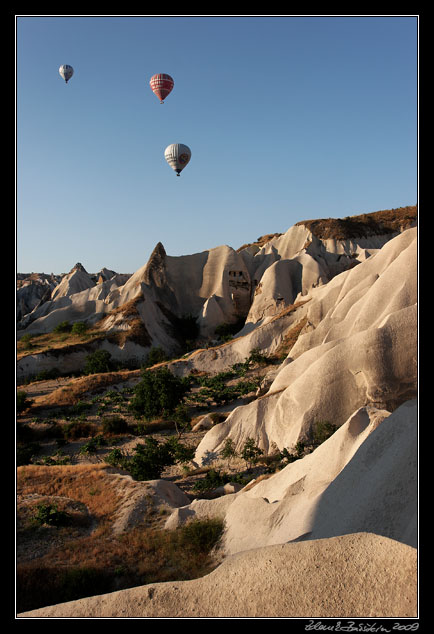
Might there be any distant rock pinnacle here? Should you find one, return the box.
[143,242,167,287]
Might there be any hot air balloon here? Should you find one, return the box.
[164,143,191,176]
[59,64,74,84]
[150,73,174,103]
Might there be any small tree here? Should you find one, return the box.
[71,322,87,336]
[129,367,189,420]
[53,320,72,334]
[172,403,191,438]
[220,438,237,463]
[105,436,194,481]
[83,349,113,375]
[241,437,263,470]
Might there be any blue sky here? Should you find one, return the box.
[16,15,418,274]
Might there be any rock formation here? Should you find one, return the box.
[16,206,417,382]
[189,226,417,461]
[18,532,417,618]
[50,263,95,301]
[16,206,418,618]
[165,400,416,553]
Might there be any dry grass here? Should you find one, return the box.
[26,369,141,411]
[236,207,416,251]
[270,316,308,360]
[17,329,106,361]
[96,295,152,348]
[16,462,224,613]
[268,300,310,324]
[237,232,284,252]
[17,464,123,528]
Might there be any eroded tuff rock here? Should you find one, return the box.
[18,532,417,618]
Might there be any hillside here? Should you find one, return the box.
[295,205,416,239]
[16,206,418,618]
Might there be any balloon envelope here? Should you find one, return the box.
[150,73,174,103]
[59,64,74,83]
[164,143,191,176]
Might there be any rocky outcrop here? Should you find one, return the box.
[191,227,417,460]
[165,400,417,554]
[50,263,95,301]
[17,209,417,375]
[16,279,54,322]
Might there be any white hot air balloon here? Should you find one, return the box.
[164,143,191,176]
[59,64,74,84]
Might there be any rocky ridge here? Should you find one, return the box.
[16,206,416,380]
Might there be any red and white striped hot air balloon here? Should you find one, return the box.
[150,73,174,103]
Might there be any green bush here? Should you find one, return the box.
[69,400,93,416]
[33,503,70,527]
[129,367,189,420]
[34,368,61,381]
[125,439,173,481]
[172,403,191,436]
[101,415,128,435]
[19,333,34,349]
[220,438,237,462]
[176,518,224,552]
[311,421,339,446]
[79,435,106,455]
[71,322,87,335]
[240,437,263,469]
[104,436,194,481]
[63,421,94,440]
[53,321,72,334]
[192,469,230,493]
[247,348,270,365]
[83,350,113,375]
[145,346,168,367]
[17,391,31,413]
[104,448,125,468]
[192,373,259,407]
[164,436,195,464]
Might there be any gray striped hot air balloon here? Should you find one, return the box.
[59,64,74,84]
[164,143,191,176]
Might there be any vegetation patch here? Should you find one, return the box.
[237,232,283,252]
[129,367,191,420]
[17,499,224,613]
[270,316,308,361]
[296,205,417,240]
[17,327,106,360]
[24,369,141,412]
[105,436,195,481]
